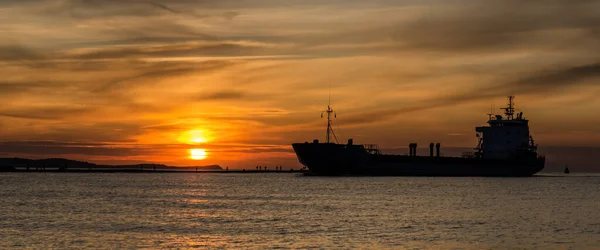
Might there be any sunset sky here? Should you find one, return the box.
[1,0,600,171]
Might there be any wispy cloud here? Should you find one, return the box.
[0,105,92,120]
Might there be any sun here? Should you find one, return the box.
[191,136,207,143]
[190,148,208,160]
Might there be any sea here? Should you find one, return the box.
[1,173,599,249]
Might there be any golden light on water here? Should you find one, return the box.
[190,148,208,160]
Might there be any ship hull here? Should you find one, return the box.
[292,143,545,177]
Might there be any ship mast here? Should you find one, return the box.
[487,102,495,121]
[321,92,338,143]
[501,96,515,120]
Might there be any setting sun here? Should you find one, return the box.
[191,137,207,143]
[190,148,208,160]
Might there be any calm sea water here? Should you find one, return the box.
[1,173,599,249]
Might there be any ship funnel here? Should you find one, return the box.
[429,143,434,157]
[436,143,441,157]
[409,143,418,156]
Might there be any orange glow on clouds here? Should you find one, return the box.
[179,129,212,144]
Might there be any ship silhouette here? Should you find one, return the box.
[292,96,545,176]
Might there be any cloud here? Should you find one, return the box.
[146,1,183,14]
[280,1,600,57]
[507,62,600,90]
[0,44,52,69]
[51,0,186,18]
[200,90,245,100]
[67,41,275,60]
[0,81,59,96]
[471,61,600,100]
[71,0,239,19]
[0,44,44,62]
[30,122,145,143]
[340,61,600,126]
[94,60,237,92]
[0,106,92,120]
[0,140,151,156]
[391,2,600,53]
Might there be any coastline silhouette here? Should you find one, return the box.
[0,157,300,173]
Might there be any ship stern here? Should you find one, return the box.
[292,142,369,175]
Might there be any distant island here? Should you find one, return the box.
[0,157,222,173]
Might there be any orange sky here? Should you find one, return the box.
[1,1,600,170]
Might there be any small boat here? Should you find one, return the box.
[564,165,570,174]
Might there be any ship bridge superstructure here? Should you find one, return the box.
[475,96,538,159]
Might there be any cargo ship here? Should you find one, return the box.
[292,96,545,176]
